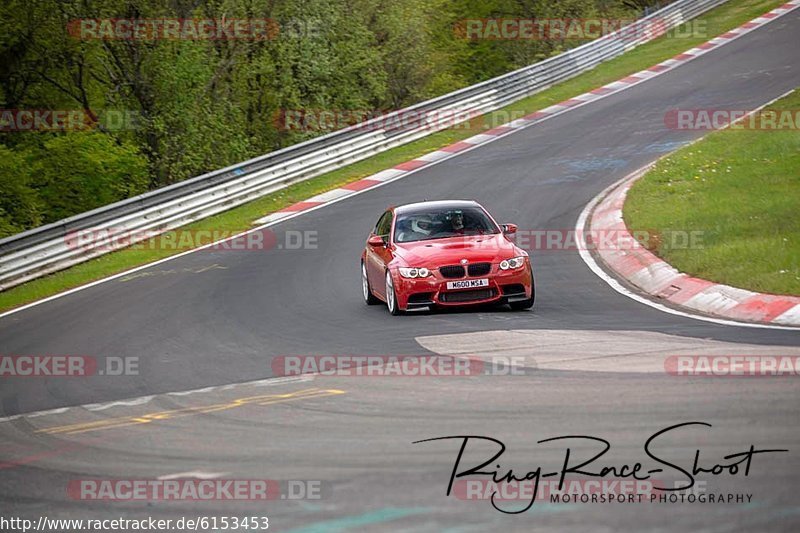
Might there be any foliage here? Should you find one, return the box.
[0,0,643,235]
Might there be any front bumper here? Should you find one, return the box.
[393,263,533,311]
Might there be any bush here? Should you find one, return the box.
[0,144,42,237]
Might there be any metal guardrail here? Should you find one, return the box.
[0,0,728,290]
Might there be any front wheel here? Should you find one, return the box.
[510,284,535,311]
[385,270,401,315]
[362,262,380,305]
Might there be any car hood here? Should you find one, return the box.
[393,234,518,266]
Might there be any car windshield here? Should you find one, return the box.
[394,206,500,243]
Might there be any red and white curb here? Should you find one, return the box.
[586,164,800,328]
[255,0,800,227]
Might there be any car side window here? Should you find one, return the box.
[375,211,393,239]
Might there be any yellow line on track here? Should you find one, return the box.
[36,388,346,436]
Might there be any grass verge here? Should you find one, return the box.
[0,0,787,313]
[624,89,800,296]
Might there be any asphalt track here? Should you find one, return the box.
[0,8,799,532]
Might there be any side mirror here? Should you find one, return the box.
[367,235,386,247]
[502,223,518,235]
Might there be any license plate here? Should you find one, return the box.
[446,278,489,290]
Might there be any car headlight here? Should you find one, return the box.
[499,256,526,270]
[398,267,431,278]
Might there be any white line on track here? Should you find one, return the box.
[0,374,313,424]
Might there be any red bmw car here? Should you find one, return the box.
[361,200,534,315]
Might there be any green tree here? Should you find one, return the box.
[0,0,645,236]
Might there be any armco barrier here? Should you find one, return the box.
[0,0,728,290]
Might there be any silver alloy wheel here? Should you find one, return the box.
[385,271,395,313]
[362,263,370,302]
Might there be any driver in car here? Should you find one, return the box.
[397,215,435,242]
[412,215,434,238]
[451,211,465,232]
[438,210,466,235]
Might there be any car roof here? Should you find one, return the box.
[393,200,481,216]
